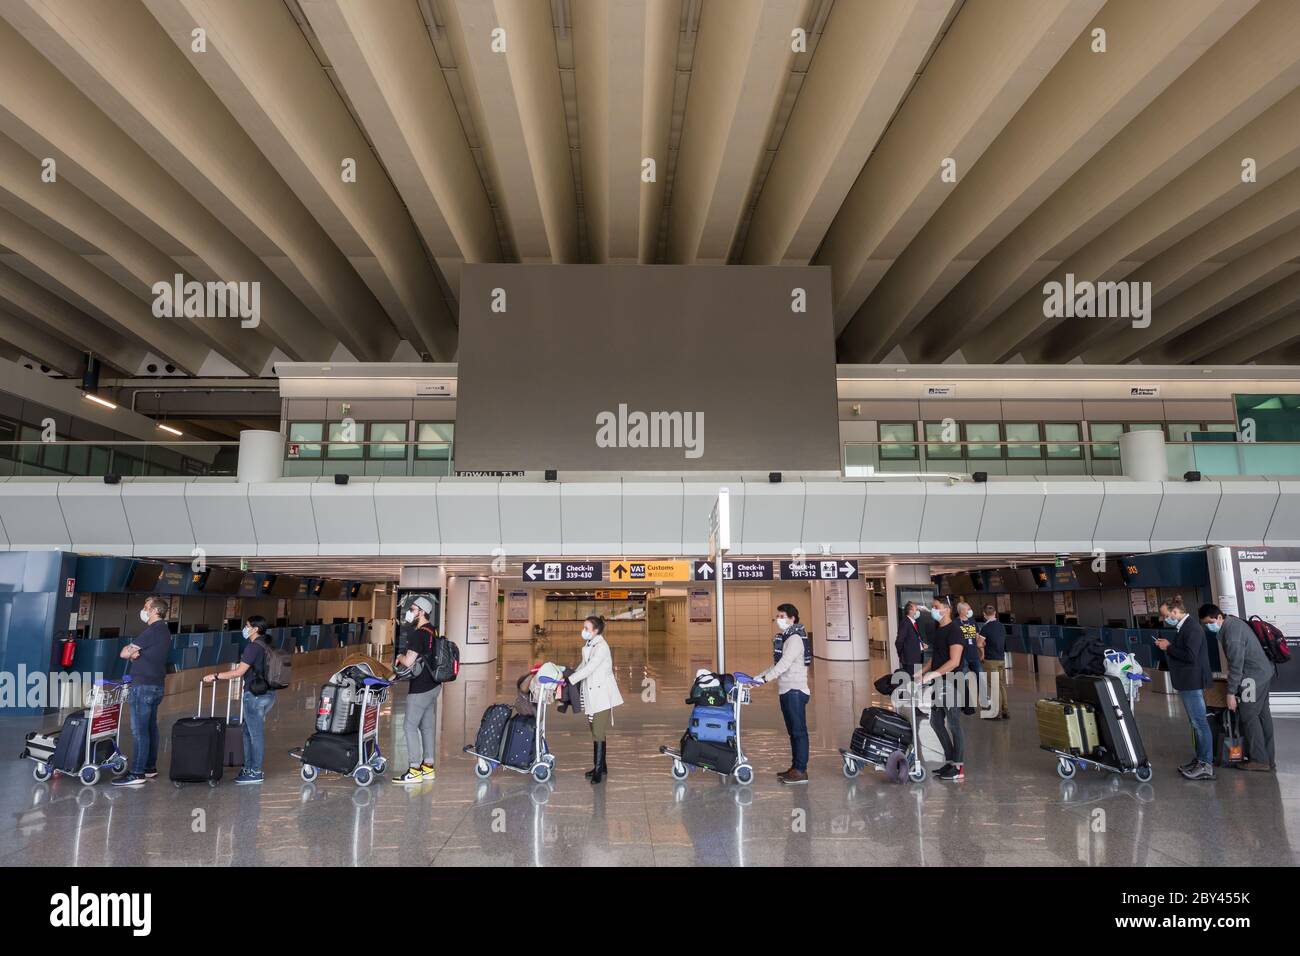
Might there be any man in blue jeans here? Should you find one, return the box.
[112,595,172,786]
[756,604,811,784]
[1156,596,1214,780]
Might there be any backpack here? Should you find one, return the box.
[429,635,460,683]
[248,639,290,695]
[686,672,733,706]
[1247,615,1292,666]
[1060,635,1106,677]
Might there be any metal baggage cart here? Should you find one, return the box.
[29,677,130,785]
[293,675,392,787]
[658,672,760,785]
[463,669,560,783]
[839,677,927,784]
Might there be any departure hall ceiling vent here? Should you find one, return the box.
[0,0,1297,379]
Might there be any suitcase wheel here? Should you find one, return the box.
[531,763,551,783]
[300,764,319,783]
[842,756,861,779]
[907,759,927,784]
[32,762,52,782]
[473,759,493,779]
[1056,758,1077,780]
[670,760,688,781]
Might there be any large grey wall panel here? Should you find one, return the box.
[311,480,380,556]
[374,480,440,555]
[1264,482,1300,547]
[185,483,257,557]
[801,482,866,554]
[622,482,684,554]
[862,483,925,553]
[437,481,501,554]
[58,480,133,555]
[561,482,621,554]
[977,481,1044,553]
[0,479,70,550]
[1150,483,1221,551]
[122,480,196,556]
[683,482,744,555]
[1092,483,1161,553]
[739,481,804,554]
[919,483,986,553]
[499,483,561,554]
[1035,481,1104,553]
[1207,481,1277,547]
[250,481,319,557]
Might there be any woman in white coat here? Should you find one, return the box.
[566,615,624,784]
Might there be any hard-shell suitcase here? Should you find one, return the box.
[316,679,360,735]
[50,712,89,773]
[302,731,359,775]
[687,704,736,744]
[1035,698,1098,756]
[850,726,903,766]
[22,727,61,765]
[680,733,737,774]
[500,714,536,769]
[1056,674,1146,770]
[170,683,225,784]
[859,706,912,747]
[223,679,243,767]
[474,703,513,759]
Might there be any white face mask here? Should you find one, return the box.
[931,608,943,621]
[404,609,417,624]
[242,626,252,640]
[139,609,150,624]
[581,629,594,642]
[776,617,790,631]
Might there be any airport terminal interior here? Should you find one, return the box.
[1,0,1299,870]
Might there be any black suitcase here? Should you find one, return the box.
[859,706,912,747]
[170,683,226,784]
[50,712,89,773]
[500,714,536,769]
[474,703,512,758]
[302,731,359,774]
[850,726,903,766]
[680,733,737,774]
[1055,674,1147,771]
[223,679,243,767]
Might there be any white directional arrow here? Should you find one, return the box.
[840,562,856,577]
[525,564,542,580]
[697,563,714,579]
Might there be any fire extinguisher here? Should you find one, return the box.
[59,637,77,668]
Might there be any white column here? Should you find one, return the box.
[806,578,869,662]
[445,575,497,666]
[237,429,283,482]
[1120,428,1167,481]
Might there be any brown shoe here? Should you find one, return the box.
[780,769,809,785]
[1237,761,1272,772]
[776,767,794,781]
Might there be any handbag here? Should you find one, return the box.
[1218,709,1245,766]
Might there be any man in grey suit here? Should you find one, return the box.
[1199,604,1276,772]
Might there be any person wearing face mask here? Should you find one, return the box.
[755,604,811,784]
[919,600,967,781]
[202,615,276,784]
[1199,604,1275,772]
[566,615,623,784]
[1155,595,1214,780]
[978,605,1009,719]
[956,601,983,715]
[393,595,441,783]
[895,602,925,675]
[112,595,172,787]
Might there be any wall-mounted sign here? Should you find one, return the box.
[823,580,852,642]
[523,561,602,582]
[506,589,530,624]
[1128,384,1160,398]
[924,383,956,397]
[610,560,693,582]
[779,559,858,580]
[693,560,772,581]
[689,589,712,623]
[466,579,492,645]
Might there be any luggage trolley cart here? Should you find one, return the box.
[28,677,130,785]
[1045,746,1154,783]
[839,681,928,784]
[293,675,392,787]
[659,672,760,785]
[464,671,560,783]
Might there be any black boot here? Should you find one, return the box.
[588,741,607,784]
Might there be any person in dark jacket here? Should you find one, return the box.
[895,601,925,674]
[1156,595,1214,780]
[978,605,1009,719]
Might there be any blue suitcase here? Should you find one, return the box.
[688,704,736,745]
[500,714,536,769]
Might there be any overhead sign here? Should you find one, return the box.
[693,560,772,581]
[610,560,693,582]
[522,561,602,582]
[924,383,956,397]
[779,559,859,580]
[709,488,731,558]
[1128,384,1160,398]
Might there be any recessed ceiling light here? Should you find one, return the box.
[157,423,183,437]
[83,393,117,410]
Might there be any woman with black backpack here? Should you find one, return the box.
[204,615,277,785]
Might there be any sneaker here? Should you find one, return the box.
[143,768,158,779]
[393,766,426,784]
[420,763,436,781]
[780,769,809,785]
[111,773,146,788]
[1178,759,1199,773]
[234,770,264,785]
[937,763,965,781]
[1179,761,1215,781]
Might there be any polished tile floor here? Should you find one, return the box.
[1,631,1296,866]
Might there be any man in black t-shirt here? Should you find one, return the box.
[920,602,968,781]
[393,596,441,784]
[112,595,172,786]
[978,605,1009,719]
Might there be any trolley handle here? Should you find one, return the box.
[196,677,220,718]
